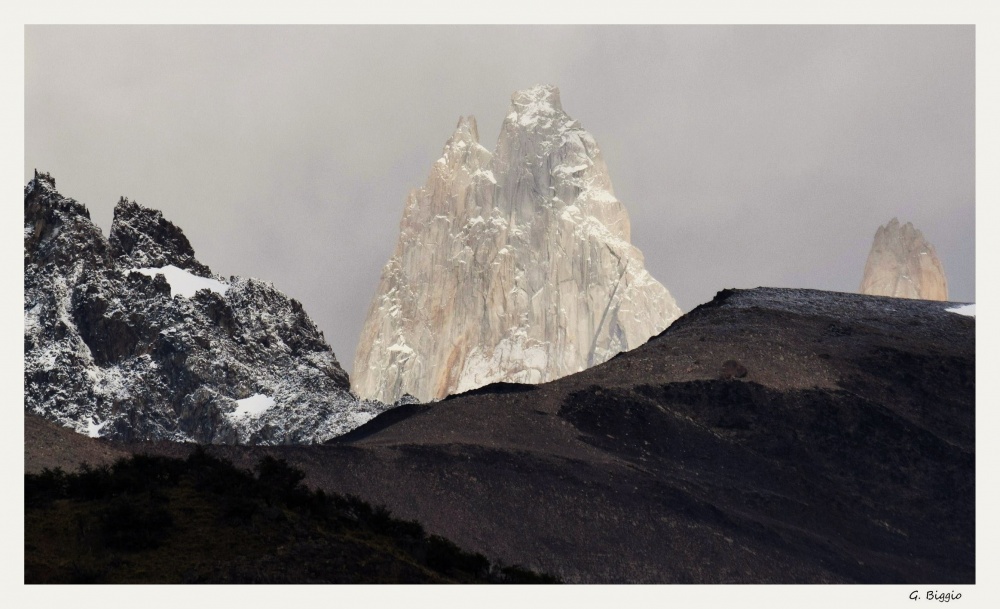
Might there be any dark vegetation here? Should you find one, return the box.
[24,450,558,584]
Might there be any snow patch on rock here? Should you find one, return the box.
[87,418,108,438]
[132,265,229,298]
[228,394,276,420]
[946,303,975,317]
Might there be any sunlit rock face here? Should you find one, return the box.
[860,218,949,301]
[353,85,682,404]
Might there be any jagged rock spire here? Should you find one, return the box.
[33,168,56,188]
[353,86,682,403]
[454,115,480,142]
[109,197,213,277]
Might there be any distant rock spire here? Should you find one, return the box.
[859,218,948,301]
[454,115,480,142]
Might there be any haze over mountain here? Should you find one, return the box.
[24,26,975,370]
[860,218,949,301]
[353,86,681,403]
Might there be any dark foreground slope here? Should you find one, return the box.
[25,451,556,583]
[26,288,974,583]
[25,411,131,474]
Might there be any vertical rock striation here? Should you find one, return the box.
[353,85,682,403]
[860,218,948,301]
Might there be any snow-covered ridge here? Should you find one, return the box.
[25,172,390,445]
[509,84,563,129]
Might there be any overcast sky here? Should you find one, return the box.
[24,25,974,373]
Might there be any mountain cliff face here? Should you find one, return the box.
[24,170,387,444]
[860,218,948,301]
[353,85,682,403]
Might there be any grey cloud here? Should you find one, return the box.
[25,25,974,373]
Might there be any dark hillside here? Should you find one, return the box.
[290,288,974,583]
[26,288,974,583]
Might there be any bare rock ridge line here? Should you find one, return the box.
[353,85,683,403]
[24,170,389,444]
[860,217,948,301]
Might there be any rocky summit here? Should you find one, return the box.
[860,218,949,301]
[353,85,682,403]
[24,170,388,444]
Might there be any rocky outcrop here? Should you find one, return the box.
[24,171,387,444]
[860,218,948,301]
[109,197,213,276]
[353,86,682,403]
